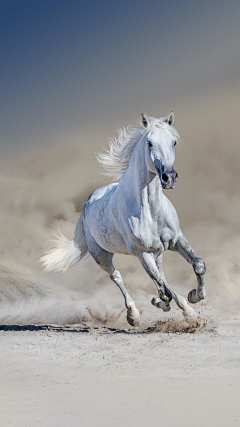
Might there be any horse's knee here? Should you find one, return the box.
[193,258,206,276]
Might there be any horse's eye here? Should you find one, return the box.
[174,140,177,146]
[147,141,152,148]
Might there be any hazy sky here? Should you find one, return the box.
[1,0,240,151]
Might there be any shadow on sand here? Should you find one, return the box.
[0,317,209,335]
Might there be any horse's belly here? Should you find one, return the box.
[94,227,130,254]
[84,208,129,254]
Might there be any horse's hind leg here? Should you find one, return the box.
[170,233,206,304]
[152,254,196,318]
[110,270,140,327]
[85,233,140,326]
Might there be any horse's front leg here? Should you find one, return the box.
[170,233,206,303]
[153,254,196,317]
[138,251,172,312]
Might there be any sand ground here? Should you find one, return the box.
[1,309,240,427]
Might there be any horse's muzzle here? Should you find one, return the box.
[160,169,178,189]
[154,159,178,189]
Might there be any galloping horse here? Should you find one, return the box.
[40,112,206,326]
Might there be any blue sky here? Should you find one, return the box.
[1,0,240,151]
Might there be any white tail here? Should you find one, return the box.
[39,217,88,273]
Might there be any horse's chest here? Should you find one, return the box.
[128,212,177,253]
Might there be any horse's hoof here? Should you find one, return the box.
[188,289,201,304]
[182,305,197,318]
[151,297,171,312]
[162,302,171,312]
[151,297,160,307]
[127,310,140,327]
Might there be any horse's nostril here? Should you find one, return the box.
[175,172,178,180]
[162,173,169,182]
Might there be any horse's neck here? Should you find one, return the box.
[125,141,163,214]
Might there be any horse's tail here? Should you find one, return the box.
[39,216,89,273]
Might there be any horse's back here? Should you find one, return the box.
[85,183,118,205]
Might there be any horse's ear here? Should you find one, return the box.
[141,113,149,128]
[164,111,175,126]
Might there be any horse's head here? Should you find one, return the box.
[142,112,179,189]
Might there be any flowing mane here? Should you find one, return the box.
[96,117,180,181]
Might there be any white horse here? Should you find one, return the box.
[40,112,206,326]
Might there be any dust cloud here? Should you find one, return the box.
[0,84,240,325]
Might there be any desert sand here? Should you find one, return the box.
[1,307,240,427]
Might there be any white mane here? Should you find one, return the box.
[96,117,180,181]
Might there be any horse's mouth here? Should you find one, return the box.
[160,179,176,190]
